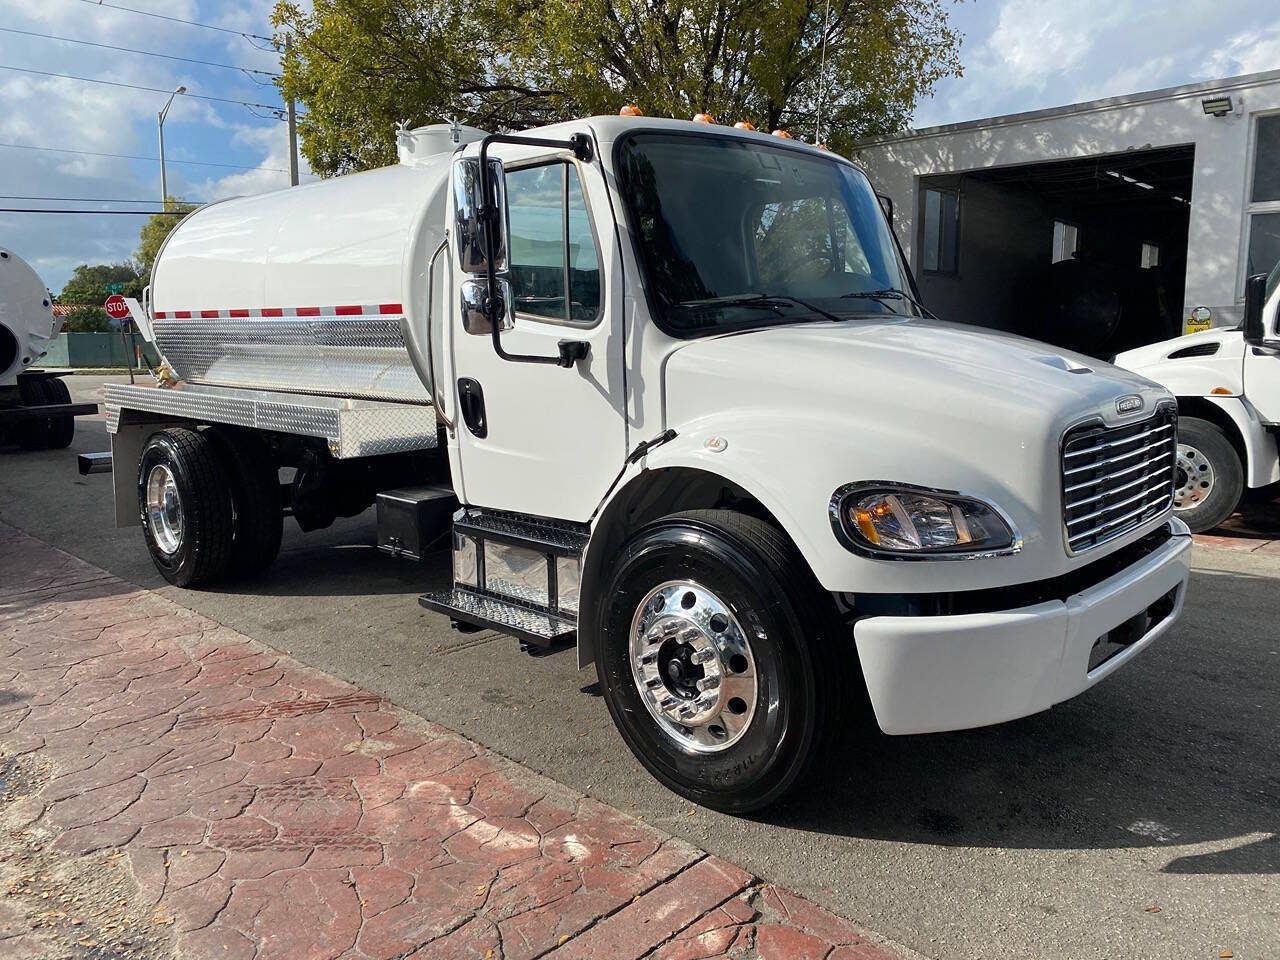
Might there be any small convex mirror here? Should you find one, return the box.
[453,157,508,275]
[460,278,514,335]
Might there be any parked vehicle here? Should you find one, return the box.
[0,248,97,450]
[99,116,1194,812]
[1114,263,1280,532]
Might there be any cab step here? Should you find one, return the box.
[418,507,586,648]
[419,588,576,646]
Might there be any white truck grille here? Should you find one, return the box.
[1061,408,1177,554]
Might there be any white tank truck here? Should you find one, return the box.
[100,116,1197,811]
[0,248,98,450]
[1114,262,1280,532]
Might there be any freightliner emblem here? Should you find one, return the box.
[1116,395,1144,415]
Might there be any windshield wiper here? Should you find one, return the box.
[840,287,935,318]
[681,293,843,324]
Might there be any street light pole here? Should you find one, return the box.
[157,85,186,205]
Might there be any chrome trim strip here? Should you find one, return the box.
[828,480,1023,561]
[1064,422,1173,458]
[1063,435,1175,476]
[1063,450,1173,493]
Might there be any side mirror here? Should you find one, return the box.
[460,278,513,336]
[452,157,507,275]
[877,193,894,224]
[1243,273,1268,346]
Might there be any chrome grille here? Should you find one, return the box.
[1062,408,1177,554]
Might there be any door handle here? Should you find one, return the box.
[457,377,487,438]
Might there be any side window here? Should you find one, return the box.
[1245,115,1280,288]
[1052,220,1079,263]
[505,163,601,324]
[921,188,958,274]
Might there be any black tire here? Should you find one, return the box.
[137,428,234,587]
[594,509,837,813]
[39,377,75,449]
[15,376,48,450]
[206,427,283,576]
[1174,417,1244,533]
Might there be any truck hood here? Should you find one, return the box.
[658,317,1175,594]
[665,316,1166,431]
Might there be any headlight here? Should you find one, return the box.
[829,483,1020,558]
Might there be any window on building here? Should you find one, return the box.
[1141,242,1160,269]
[506,163,602,324]
[1052,220,1079,263]
[1245,114,1280,287]
[921,187,959,273]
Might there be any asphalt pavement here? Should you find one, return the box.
[1,374,1276,960]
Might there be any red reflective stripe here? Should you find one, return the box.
[200,309,220,318]
[229,309,250,318]
[334,304,362,315]
[154,311,167,319]
[174,310,192,318]
[261,307,284,317]
[379,303,403,315]
[296,306,322,316]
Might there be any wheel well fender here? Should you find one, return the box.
[578,461,811,670]
[1179,396,1280,488]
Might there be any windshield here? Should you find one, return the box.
[616,132,917,336]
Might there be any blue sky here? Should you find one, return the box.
[2,0,1277,294]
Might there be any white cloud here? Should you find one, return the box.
[1201,26,1280,79]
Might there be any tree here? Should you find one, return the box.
[273,0,961,174]
[136,197,198,281]
[57,262,143,330]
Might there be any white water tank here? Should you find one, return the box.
[0,249,59,387]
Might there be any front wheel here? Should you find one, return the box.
[1173,417,1244,533]
[594,510,834,813]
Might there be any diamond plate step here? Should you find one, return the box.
[419,588,576,647]
[453,509,589,557]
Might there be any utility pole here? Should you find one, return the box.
[157,85,186,204]
[285,35,299,186]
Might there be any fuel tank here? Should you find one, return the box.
[149,123,484,403]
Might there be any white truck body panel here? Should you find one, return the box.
[0,248,58,387]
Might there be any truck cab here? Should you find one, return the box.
[102,115,1193,812]
[1115,261,1280,531]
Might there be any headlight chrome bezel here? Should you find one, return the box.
[828,481,1023,561]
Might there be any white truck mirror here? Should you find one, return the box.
[1242,273,1269,347]
[452,157,507,276]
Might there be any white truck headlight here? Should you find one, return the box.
[830,483,1020,559]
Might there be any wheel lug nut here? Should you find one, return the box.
[640,651,657,665]
[644,677,662,689]
[697,676,720,691]
[689,648,715,665]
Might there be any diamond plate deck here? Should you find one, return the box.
[419,587,576,646]
[103,382,437,458]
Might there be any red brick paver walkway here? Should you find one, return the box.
[0,524,910,960]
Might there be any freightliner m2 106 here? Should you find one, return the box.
[100,116,1200,811]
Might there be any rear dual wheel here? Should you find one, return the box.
[14,376,73,450]
[595,509,839,813]
[138,426,282,587]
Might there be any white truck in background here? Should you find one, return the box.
[0,248,97,450]
[1115,263,1280,532]
[99,115,1195,812]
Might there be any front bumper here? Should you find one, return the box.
[853,520,1192,735]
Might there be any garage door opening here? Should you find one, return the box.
[916,145,1195,358]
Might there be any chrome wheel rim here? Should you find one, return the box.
[629,580,758,754]
[145,464,183,555]
[1173,443,1215,510]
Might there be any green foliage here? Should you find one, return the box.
[57,262,143,330]
[63,306,113,333]
[274,0,962,174]
[136,197,198,280]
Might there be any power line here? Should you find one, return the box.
[0,27,281,78]
[0,195,204,204]
[0,141,293,173]
[0,64,285,117]
[75,0,274,44]
[0,208,188,215]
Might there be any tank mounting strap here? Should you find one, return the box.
[103,382,437,458]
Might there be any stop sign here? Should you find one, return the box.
[104,294,129,321]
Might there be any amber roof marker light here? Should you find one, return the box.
[733,121,756,131]
[619,104,643,117]
[692,112,716,124]
[771,129,793,139]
